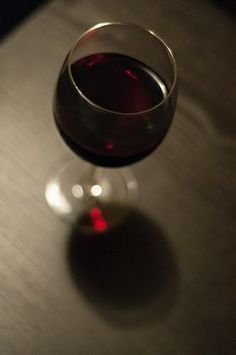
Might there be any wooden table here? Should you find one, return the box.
[0,0,234,354]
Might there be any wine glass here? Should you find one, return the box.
[45,22,177,231]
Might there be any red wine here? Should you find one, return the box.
[54,53,173,167]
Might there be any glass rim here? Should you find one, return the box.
[68,22,177,116]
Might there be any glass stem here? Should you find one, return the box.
[85,164,97,183]
[81,165,103,204]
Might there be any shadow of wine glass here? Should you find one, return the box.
[66,207,179,328]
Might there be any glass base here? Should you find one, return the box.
[45,159,138,232]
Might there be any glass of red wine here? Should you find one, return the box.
[45,22,177,231]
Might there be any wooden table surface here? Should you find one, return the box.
[0,0,235,354]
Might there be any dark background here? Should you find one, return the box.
[0,0,235,40]
[0,0,49,39]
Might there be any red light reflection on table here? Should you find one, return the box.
[89,207,107,232]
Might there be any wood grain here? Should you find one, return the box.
[0,0,235,354]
